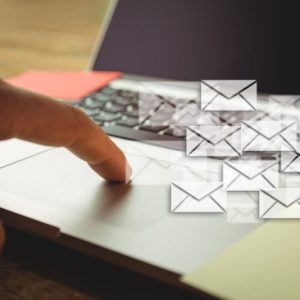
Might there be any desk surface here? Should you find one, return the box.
[0,1,202,299]
[0,0,105,79]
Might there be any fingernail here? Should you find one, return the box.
[125,161,132,183]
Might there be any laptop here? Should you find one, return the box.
[0,0,299,297]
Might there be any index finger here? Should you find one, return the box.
[0,81,132,181]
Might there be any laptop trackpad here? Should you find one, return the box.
[0,148,217,231]
[90,183,169,230]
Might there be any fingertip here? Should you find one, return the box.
[125,160,133,183]
[89,157,132,182]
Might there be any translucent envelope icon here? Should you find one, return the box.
[122,140,216,186]
[138,81,198,126]
[171,182,226,213]
[227,192,261,223]
[281,143,300,173]
[241,120,297,152]
[259,188,300,219]
[173,101,220,127]
[200,80,257,111]
[170,101,222,137]
[223,159,279,191]
[268,95,300,110]
[186,125,241,157]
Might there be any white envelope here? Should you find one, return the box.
[120,140,218,185]
[171,181,226,213]
[241,120,297,152]
[227,192,261,223]
[138,81,198,126]
[170,101,223,137]
[268,95,300,110]
[259,188,300,219]
[172,101,221,127]
[200,80,257,111]
[223,159,279,191]
[280,143,300,173]
[186,125,241,157]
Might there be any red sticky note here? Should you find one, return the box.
[5,70,122,101]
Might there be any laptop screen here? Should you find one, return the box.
[92,0,300,94]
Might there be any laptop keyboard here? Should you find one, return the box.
[75,85,298,150]
[76,86,189,139]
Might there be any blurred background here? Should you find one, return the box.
[0,0,109,78]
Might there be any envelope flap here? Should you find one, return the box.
[202,80,256,99]
[188,126,240,145]
[230,204,256,215]
[172,182,222,201]
[174,102,201,123]
[262,189,300,207]
[243,121,295,139]
[225,159,277,179]
[269,95,300,105]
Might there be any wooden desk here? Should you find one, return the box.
[0,0,106,78]
[0,1,203,299]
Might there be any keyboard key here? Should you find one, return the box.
[82,97,103,109]
[163,128,186,137]
[94,112,121,122]
[124,109,140,118]
[119,89,137,98]
[103,103,125,113]
[78,106,99,116]
[124,105,149,117]
[139,98,161,109]
[140,124,168,132]
[94,120,103,126]
[116,118,139,127]
[159,103,176,114]
[146,112,173,123]
[91,93,112,102]
[114,96,132,106]
[101,87,116,95]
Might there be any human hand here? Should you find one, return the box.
[0,79,132,252]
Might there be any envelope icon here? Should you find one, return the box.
[268,95,300,110]
[223,159,279,191]
[280,143,300,173]
[186,125,241,157]
[121,140,217,185]
[138,81,198,126]
[171,182,226,213]
[173,101,220,127]
[241,120,297,152]
[259,188,300,219]
[227,192,261,223]
[138,92,176,125]
[200,80,257,111]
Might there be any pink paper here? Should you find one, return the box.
[6,70,122,101]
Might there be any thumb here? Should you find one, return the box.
[0,220,5,254]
